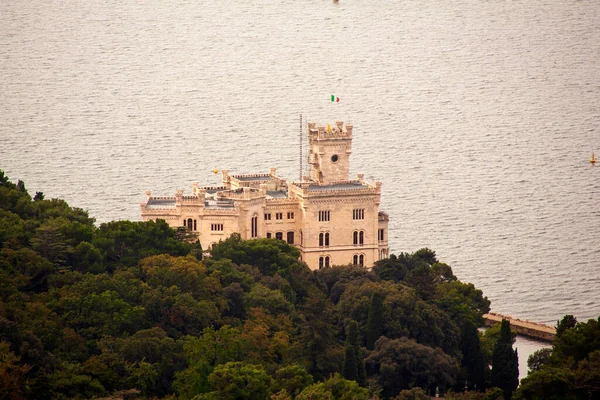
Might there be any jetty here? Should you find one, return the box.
[483,312,555,342]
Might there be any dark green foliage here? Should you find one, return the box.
[491,320,519,400]
[33,191,45,201]
[392,387,431,400]
[555,315,577,338]
[527,348,551,373]
[365,336,459,398]
[342,320,365,385]
[460,321,487,392]
[366,292,384,350]
[295,373,369,400]
[271,365,314,396]
[198,361,272,400]
[6,170,575,400]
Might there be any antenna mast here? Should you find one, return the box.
[299,113,303,181]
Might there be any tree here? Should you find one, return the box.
[271,365,313,397]
[555,315,577,338]
[199,362,272,400]
[33,192,44,201]
[491,320,519,400]
[392,387,430,400]
[365,336,459,398]
[342,320,365,385]
[460,321,486,392]
[527,348,551,373]
[296,373,369,400]
[366,292,384,350]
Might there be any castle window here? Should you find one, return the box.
[318,210,330,222]
[325,256,330,268]
[353,254,358,265]
[353,230,364,245]
[264,213,271,220]
[187,218,193,230]
[276,212,283,220]
[331,154,339,163]
[378,228,385,242]
[183,220,186,227]
[211,223,224,232]
[319,233,324,247]
[275,232,283,240]
[267,232,272,239]
[324,232,330,247]
[300,230,303,246]
[319,257,324,269]
[251,215,258,238]
[359,254,364,266]
[287,231,294,244]
[194,219,197,231]
[287,212,294,219]
[353,209,365,220]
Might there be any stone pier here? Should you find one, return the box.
[483,312,555,342]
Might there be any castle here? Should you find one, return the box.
[140,121,389,270]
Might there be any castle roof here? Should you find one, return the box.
[307,181,366,191]
[145,198,176,209]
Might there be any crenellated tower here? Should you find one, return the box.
[308,121,353,184]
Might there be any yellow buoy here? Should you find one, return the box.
[213,167,219,174]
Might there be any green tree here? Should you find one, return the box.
[296,373,369,400]
[491,320,519,400]
[342,320,365,385]
[271,365,313,397]
[174,326,245,398]
[197,362,272,400]
[366,292,384,350]
[392,387,431,400]
[555,315,577,338]
[527,348,551,373]
[365,336,459,398]
[460,321,486,392]
[515,367,575,400]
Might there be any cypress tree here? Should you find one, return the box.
[460,321,486,392]
[366,292,384,350]
[342,320,365,385]
[491,319,519,400]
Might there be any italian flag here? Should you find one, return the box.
[331,95,340,102]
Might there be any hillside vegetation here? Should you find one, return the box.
[4,169,574,400]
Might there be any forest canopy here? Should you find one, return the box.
[3,169,597,400]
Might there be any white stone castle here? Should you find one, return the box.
[140,121,389,270]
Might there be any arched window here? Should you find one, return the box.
[183,220,186,227]
[287,231,294,244]
[359,231,364,245]
[359,254,364,266]
[319,256,324,269]
[251,214,258,238]
[266,232,272,239]
[319,233,324,247]
[187,218,193,230]
[353,254,358,265]
[325,256,330,268]
[353,231,358,245]
[300,230,303,246]
[194,219,197,231]
[275,232,283,240]
[324,232,330,247]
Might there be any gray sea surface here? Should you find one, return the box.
[1,0,599,379]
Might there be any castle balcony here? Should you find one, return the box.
[378,211,389,222]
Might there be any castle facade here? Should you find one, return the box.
[140,121,389,270]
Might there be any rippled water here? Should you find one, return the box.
[1,0,599,370]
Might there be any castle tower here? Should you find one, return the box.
[308,121,353,184]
